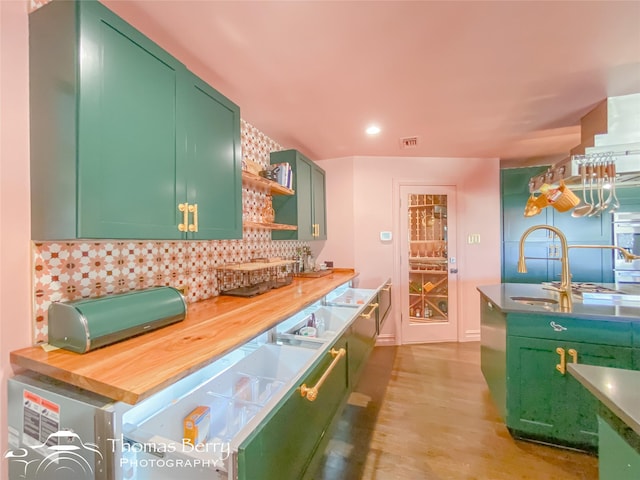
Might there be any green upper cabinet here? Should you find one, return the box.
[270,150,327,241]
[615,185,640,213]
[178,72,242,240]
[29,0,241,240]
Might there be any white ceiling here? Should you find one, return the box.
[103,0,640,164]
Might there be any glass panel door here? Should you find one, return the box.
[408,193,448,323]
[400,185,457,343]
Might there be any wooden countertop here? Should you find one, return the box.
[10,269,357,405]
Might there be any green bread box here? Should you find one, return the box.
[48,287,187,353]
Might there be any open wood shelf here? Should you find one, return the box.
[244,221,297,231]
[242,170,294,196]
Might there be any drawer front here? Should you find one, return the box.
[377,282,392,332]
[633,322,640,348]
[508,313,632,346]
[237,338,348,480]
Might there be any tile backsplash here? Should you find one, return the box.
[31,120,306,344]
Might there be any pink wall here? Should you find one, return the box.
[1,1,32,477]
[317,155,502,344]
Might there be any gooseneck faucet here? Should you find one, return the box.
[518,225,640,313]
[518,225,572,311]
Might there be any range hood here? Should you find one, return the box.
[529,93,640,192]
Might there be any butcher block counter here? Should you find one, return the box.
[10,269,357,404]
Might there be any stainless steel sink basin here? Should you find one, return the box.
[510,296,559,307]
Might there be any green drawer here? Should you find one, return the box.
[508,313,632,347]
[237,337,349,480]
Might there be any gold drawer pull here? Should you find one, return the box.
[568,348,578,364]
[555,347,566,375]
[188,203,198,232]
[360,303,379,319]
[300,348,346,402]
[380,284,392,292]
[178,203,189,232]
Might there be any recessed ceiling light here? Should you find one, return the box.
[366,125,381,135]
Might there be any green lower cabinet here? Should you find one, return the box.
[507,336,633,449]
[479,297,507,420]
[237,337,349,480]
[598,413,640,480]
[348,306,378,386]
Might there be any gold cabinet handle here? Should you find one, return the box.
[555,347,566,375]
[188,203,198,232]
[360,302,379,319]
[178,203,189,232]
[568,348,578,364]
[380,284,392,292]
[300,348,346,402]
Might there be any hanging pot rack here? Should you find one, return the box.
[528,148,640,193]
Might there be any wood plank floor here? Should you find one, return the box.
[311,342,598,479]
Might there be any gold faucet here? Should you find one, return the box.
[518,225,572,311]
[518,225,640,313]
[568,244,640,263]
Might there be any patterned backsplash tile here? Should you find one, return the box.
[32,120,306,344]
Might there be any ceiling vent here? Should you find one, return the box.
[400,136,419,149]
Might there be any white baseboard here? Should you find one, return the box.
[463,329,480,341]
[375,333,396,346]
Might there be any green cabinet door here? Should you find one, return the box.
[503,241,550,283]
[501,167,550,242]
[271,150,327,241]
[551,243,614,283]
[78,3,185,239]
[311,164,327,240]
[480,297,507,420]
[31,0,184,240]
[615,185,640,213]
[507,336,633,450]
[30,0,241,240]
[348,303,378,386]
[180,73,242,239]
[237,338,349,480]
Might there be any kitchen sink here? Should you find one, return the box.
[510,296,559,308]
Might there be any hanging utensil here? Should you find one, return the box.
[586,163,597,213]
[599,159,614,213]
[571,161,593,217]
[609,160,620,213]
[588,161,604,217]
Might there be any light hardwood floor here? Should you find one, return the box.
[312,342,598,480]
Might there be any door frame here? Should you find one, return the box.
[392,179,459,345]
